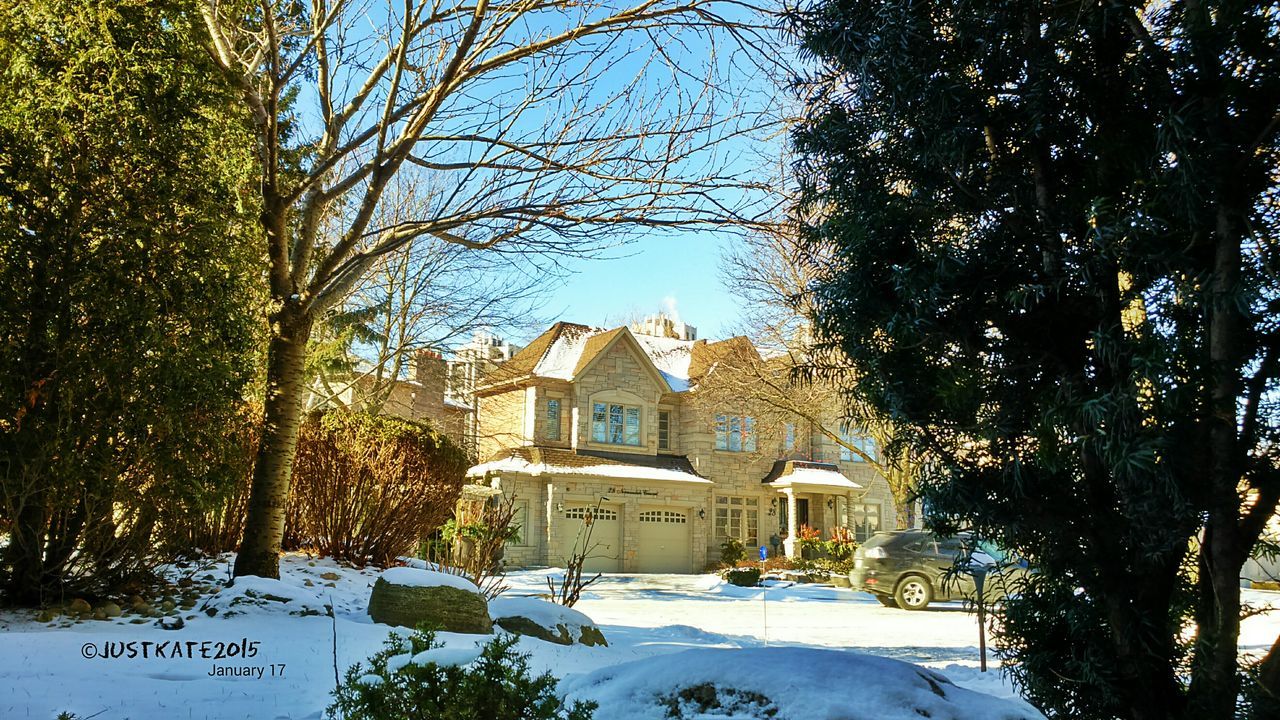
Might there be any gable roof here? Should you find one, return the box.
[476,322,699,395]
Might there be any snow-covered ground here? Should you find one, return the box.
[1,554,1276,719]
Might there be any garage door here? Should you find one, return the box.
[555,504,621,573]
[635,508,691,573]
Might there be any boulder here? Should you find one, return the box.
[490,596,607,647]
[367,567,492,634]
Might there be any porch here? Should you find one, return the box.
[761,460,877,558]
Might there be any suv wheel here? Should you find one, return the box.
[894,576,933,610]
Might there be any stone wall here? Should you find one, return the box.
[477,388,528,460]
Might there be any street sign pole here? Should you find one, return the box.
[759,545,769,647]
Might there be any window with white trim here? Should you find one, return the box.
[849,502,881,542]
[658,410,671,450]
[545,398,561,441]
[715,414,757,452]
[592,402,642,446]
[714,496,758,546]
[839,430,877,462]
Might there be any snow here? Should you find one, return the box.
[534,325,606,379]
[529,325,696,393]
[770,466,863,490]
[561,647,1037,720]
[200,575,332,618]
[5,553,1278,720]
[412,645,485,667]
[632,333,696,392]
[378,566,480,594]
[467,456,712,484]
[490,596,595,631]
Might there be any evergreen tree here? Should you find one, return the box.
[0,0,261,604]
[791,1,1280,718]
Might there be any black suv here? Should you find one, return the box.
[850,530,1026,610]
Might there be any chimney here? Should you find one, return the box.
[413,349,447,422]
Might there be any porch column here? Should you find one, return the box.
[783,487,798,558]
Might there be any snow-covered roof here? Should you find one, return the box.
[632,333,695,392]
[478,322,756,395]
[468,447,711,484]
[762,460,863,491]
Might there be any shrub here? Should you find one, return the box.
[718,538,747,567]
[722,568,762,587]
[329,627,596,720]
[288,410,469,567]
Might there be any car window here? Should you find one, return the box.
[975,540,1007,563]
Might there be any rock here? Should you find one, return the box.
[128,595,144,607]
[35,610,55,623]
[367,571,491,634]
[303,579,314,587]
[178,577,194,588]
[92,608,107,620]
[100,602,122,618]
[489,596,607,647]
[160,599,176,613]
[320,571,341,581]
[179,598,196,609]
[157,616,184,630]
[67,598,91,615]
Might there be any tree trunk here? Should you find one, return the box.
[233,307,313,578]
[5,484,48,606]
[1257,634,1280,704]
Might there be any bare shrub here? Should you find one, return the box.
[438,494,520,599]
[287,410,468,567]
[547,502,607,608]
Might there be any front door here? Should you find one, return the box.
[796,498,810,528]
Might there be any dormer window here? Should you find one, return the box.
[715,414,757,452]
[593,402,641,445]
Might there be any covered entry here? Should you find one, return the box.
[635,507,692,573]
[555,504,621,573]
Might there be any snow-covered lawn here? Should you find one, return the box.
[1,554,1276,719]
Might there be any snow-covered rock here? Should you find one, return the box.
[560,647,1040,720]
[490,596,607,646]
[367,567,491,634]
[199,576,332,618]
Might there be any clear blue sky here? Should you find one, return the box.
[537,231,743,341]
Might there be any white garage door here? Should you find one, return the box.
[555,504,621,573]
[635,508,691,573]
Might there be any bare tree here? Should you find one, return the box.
[199,0,781,577]
[307,174,549,415]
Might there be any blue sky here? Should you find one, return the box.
[537,231,743,341]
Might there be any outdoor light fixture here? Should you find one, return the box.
[556,503,564,513]
[826,498,835,509]
[698,508,706,519]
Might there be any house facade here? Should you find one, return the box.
[466,314,900,573]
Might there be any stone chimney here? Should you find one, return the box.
[412,349,448,422]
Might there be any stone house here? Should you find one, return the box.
[307,333,517,460]
[466,314,900,573]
